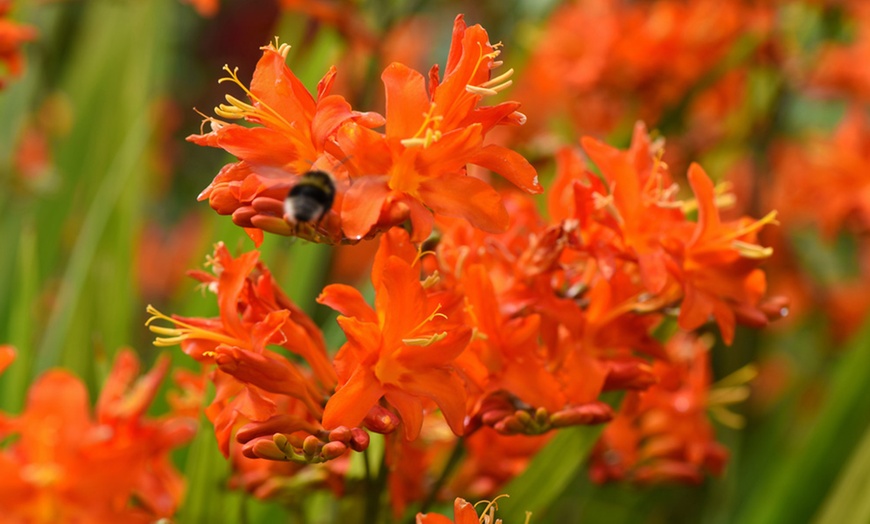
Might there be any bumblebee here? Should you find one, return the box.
[283,170,336,225]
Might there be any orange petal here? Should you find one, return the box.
[384,389,424,440]
[323,365,385,430]
[470,144,542,194]
[216,126,300,167]
[379,256,427,343]
[340,175,391,240]
[419,175,508,233]
[401,368,467,436]
[371,227,418,291]
[687,163,721,244]
[311,94,355,150]
[250,46,316,125]
[318,283,378,323]
[382,62,430,140]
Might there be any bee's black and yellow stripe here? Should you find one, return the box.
[284,170,336,224]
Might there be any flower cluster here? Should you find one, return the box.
[189,15,539,246]
[153,99,778,511]
[513,0,771,140]
[0,348,195,523]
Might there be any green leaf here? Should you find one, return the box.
[734,317,870,524]
[814,422,870,524]
[499,425,604,522]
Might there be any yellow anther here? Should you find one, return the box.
[732,240,774,259]
[145,304,240,348]
[403,332,448,346]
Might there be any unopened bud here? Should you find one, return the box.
[480,409,513,426]
[328,426,352,444]
[604,361,657,391]
[349,428,370,452]
[534,407,549,426]
[364,405,400,434]
[496,415,525,434]
[273,433,289,451]
[321,441,348,461]
[302,435,322,457]
[514,410,533,425]
[550,402,613,428]
[246,437,289,461]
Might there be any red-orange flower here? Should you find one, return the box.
[676,164,775,344]
[590,332,747,484]
[188,40,381,244]
[0,349,195,523]
[416,496,515,524]
[317,228,472,440]
[0,2,37,89]
[147,242,335,455]
[337,15,540,241]
[190,15,539,245]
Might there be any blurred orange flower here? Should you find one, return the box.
[590,332,747,484]
[0,349,195,523]
[0,2,37,89]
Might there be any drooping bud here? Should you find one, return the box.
[328,426,352,444]
[364,405,400,434]
[550,402,614,428]
[320,441,348,461]
[349,428,370,452]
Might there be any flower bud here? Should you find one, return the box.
[245,437,289,461]
[550,402,613,428]
[321,441,348,461]
[349,428,370,452]
[364,405,400,434]
[328,426,352,444]
[302,435,322,458]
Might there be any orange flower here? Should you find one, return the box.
[0,349,195,523]
[317,228,472,440]
[416,496,518,524]
[147,242,335,455]
[0,3,37,89]
[188,40,382,244]
[338,15,540,242]
[590,332,749,484]
[677,164,776,344]
[190,15,539,245]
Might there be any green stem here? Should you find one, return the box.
[364,446,389,524]
[419,437,465,515]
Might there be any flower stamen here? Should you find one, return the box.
[145,304,241,349]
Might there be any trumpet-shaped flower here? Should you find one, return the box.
[0,349,195,523]
[318,229,472,440]
[190,15,539,245]
[147,242,335,455]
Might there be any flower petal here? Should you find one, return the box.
[340,175,391,239]
[318,283,378,323]
[470,144,542,194]
[383,62,430,140]
[322,365,385,430]
[419,175,509,233]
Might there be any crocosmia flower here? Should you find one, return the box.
[0,349,196,523]
[190,15,540,245]
[318,228,472,440]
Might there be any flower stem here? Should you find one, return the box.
[419,438,466,515]
[364,447,388,524]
